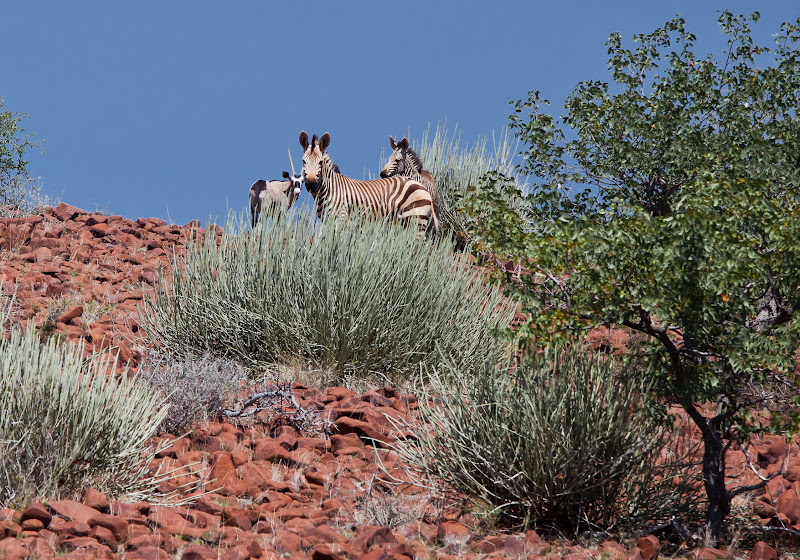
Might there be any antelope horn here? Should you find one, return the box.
[288,147,297,177]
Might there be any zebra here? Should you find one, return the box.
[299,131,438,233]
[249,171,302,227]
[380,136,439,211]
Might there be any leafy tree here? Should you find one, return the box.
[463,12,800,545]
[0,98,45,213]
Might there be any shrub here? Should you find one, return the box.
[0,98,49,217]
[392,345,701,533]
[137,352,245,435]
[137,209,515,386]
[0,309,168,507]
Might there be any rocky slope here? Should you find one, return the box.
[0,204,794,560]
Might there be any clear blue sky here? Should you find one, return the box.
[2,1,796,225]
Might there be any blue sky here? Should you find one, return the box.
[2,1,796,225]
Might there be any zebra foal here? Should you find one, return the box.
[299,131,438,233]
[380,136,439,210]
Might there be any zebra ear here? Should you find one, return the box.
[400,137,409,150]
[299,131,309,151]
[319,132,331,152]
[389,136,397,150]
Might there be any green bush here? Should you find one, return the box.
[0,314,168,507]
[392,345,700,533]
[0,98,50,217]
[137,209,515,386]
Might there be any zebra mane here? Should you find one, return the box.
[322,151,341,175]
[403,145,424,172]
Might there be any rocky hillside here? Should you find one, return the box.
[0,204,794,560]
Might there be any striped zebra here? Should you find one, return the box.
[299,131,438,233]
[380,136,439,211]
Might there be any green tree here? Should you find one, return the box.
[464,12,800,545]
[0,97,45,213]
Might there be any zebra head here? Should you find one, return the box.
[380,136,418,178]
[281,170,303,205]
[299,130,331,191]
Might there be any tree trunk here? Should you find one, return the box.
[685,403,729,547]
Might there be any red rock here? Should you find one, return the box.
[230,450,249,467]
[352,525,397,552]
[49,519,91,537]
[503,536,526,556]
[636,535,660,560]
[436,521,470,544]
[89,223,109,237]
[326,387,357,400]
[221,506,256,531]
[329,433,364,453]
[210,451,239,488]
[56,535,111,556]
[0,537,29,559]
[125,546,173,560]
[47,500,99,525]
[57,305,83,324]
[301,524,349,548]
[750,541,777,560]
[23,537,54,558]
[776,487,800,524]
[253,440,296,465]
[53,203,83,221]
[222,545,253,560]
[757,437,789,468]
[334,416,392,445]
[82,488,110,513]
[19,518,43,532]
[88,524,117,548]
[147,507,194,534]
[88,513,127,543]
[20,502,51,528]
[180,544,219,560]
[310,543,350,560]
[246,539,265,558]
[474,536,505,553]
[273,529,302,553]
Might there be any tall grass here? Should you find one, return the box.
[392,345,701,533]
[137,208,515,386]
[0,300,168,507]
[380,122,528,243]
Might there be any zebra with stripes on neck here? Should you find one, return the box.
[299,131,438,233]
[380,136,439,211]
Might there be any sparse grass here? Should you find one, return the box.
[392,344,702,534]
[0,296,169,507]
[138,209,515,386]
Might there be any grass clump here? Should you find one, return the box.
[138,208,514,386]
[393,345,700,534]
[138,352,245,435]
[0,304,168,507]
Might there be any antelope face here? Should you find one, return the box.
[281,170,303,205]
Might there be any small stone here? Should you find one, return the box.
[750,541,778,560]
[82,488,110,513]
